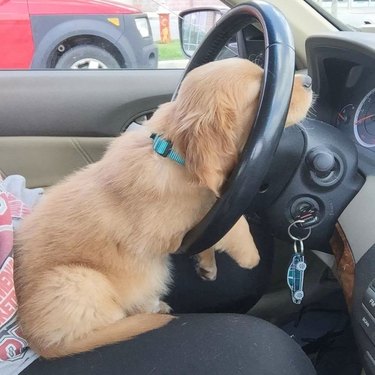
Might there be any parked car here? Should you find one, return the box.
[0,0,157,69]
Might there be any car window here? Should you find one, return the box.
[308,0,375,31]
[0,0,223,70]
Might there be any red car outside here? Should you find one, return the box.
[0,0,157,69]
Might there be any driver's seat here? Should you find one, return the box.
[23,313,316,375]
[21,217,316,375]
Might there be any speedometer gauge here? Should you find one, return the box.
[354,88,375,148]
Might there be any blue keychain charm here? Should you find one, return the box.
[287,220,311,305]
[287,241,307,304]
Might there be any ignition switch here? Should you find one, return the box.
[290,198,320,228]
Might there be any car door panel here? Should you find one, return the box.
[0,136,112,187]
[0,69,183,186]
[0,69,182,137]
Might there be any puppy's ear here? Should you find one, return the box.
[173,95,239,196]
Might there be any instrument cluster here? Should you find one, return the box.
[336,88,375,150]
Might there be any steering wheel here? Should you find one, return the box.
[175,1,296,256]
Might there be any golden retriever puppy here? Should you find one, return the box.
[14,57,312,358]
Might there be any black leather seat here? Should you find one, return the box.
[22,222,316,374]
[23,314,316,375]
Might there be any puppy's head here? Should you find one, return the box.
[151,58,312,195]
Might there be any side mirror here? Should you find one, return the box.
[179,7,226,58]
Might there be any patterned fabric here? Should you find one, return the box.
[0,176,43,375]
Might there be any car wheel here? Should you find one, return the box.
[55,45,120,69]
[296,261,307,271]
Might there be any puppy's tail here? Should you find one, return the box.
[39,313,175,358]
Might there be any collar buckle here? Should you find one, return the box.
[151,133,172,157]
[150,133,185,166]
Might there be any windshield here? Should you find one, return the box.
[308,0,375,30]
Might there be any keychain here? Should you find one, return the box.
[287,220,311,304]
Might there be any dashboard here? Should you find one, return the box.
[225,29,375,373]
[306,32,375,172]
[238,27,375,160]
[306,32,375,375]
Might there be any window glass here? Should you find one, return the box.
[0,0,223,70]
[309,0,375,30]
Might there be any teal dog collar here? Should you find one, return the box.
[150,133,185,166]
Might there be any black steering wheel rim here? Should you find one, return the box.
[176,1,295,256]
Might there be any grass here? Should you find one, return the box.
[157,40,185,61]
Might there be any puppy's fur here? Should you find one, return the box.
[14,58,312,358]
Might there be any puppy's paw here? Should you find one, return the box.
[158,301,172,314]
[237,250,260,270]
[194,250,217,281]
[196,264,217,281]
